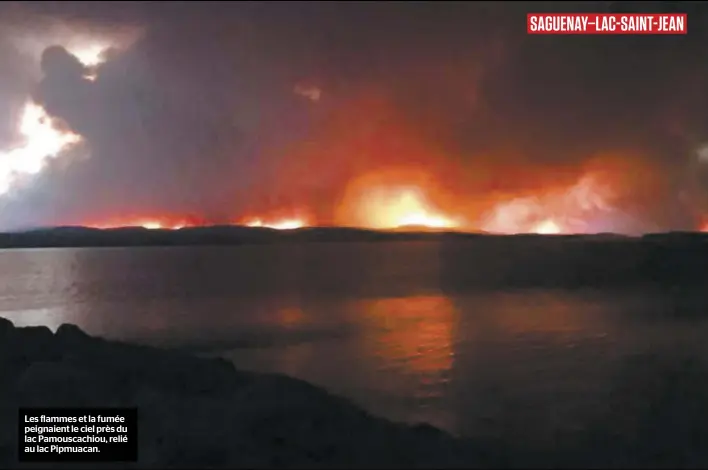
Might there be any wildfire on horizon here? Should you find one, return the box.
[478,170,619,235]
[82,164,707,235]
[87,215,310,231]
[4,46,705,236]
[349,186,460,230]
[242,218,307,230]
[71,156,708,235]
[80,195,708,235]
[531,219,563,235]
[90,217,193,230]
[4,10,708,238]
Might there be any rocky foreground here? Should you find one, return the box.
[0,318,489,469]
[5,317,708,469]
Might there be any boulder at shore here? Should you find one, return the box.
[0,317,489,469]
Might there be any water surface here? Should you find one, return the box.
[2,242,708,451]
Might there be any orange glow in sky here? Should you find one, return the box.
[358,186,458,230]
[531,219,563,235]
[243,218,306,230]
[479,173,615,235]
[335,167,463,230]
[80,160,706,234]
[89,216,193,230]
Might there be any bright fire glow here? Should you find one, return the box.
[353,186,458,230]
[0,102,82,195]
[66,42,110,81]
[243,218,306,230]
[90,217,191,230]
[480,174,613,235]
[88,215,307,231]
[67,43,108,67]
[531,219,562,235]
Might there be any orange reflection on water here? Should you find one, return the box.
[273,305,314,375]
[277,306,307,327]
[488,291,607,337]
[361,295,456,379]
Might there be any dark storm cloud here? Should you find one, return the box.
[0,29,34,146]
[1,1,708,229]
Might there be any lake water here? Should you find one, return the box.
[3,242,708,453]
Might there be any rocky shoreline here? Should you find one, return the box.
[0,318,489,468]
[5,317,708,468]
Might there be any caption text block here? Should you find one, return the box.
[18,407,137,463]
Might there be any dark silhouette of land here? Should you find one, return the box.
[0,318,480,468]
[4,318,708,468]
[0,225,629,248]
[1,226,707,289]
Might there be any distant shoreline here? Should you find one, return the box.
[0,225,479,249]
[0,224,701,250]
[0,227,707,291]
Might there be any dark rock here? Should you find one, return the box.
[55,322,93,347]
[0,317,13,337]
[2,325,61,387]
[16,361,121,407]
[0,318,16,378]
[60,340,250,395]
[0,319,482,469]
[15,325,57,359]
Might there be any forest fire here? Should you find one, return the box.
[242,218,307,230]
[82,193,708,235]
[139,221,181,230]
[4,9,708,239]
[91,216,311,231]
[352,186,458,230]
[531,219,563,235]
[77,139,695,235]
[333,166,465,231]
[88,216,198,230]
[479,173,616,235]
[82,169,647,234]
[78,149,702,236]
[18,68,685,236]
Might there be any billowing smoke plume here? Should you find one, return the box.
[1,2,707,232]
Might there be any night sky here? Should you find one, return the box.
[1,1,707,232]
